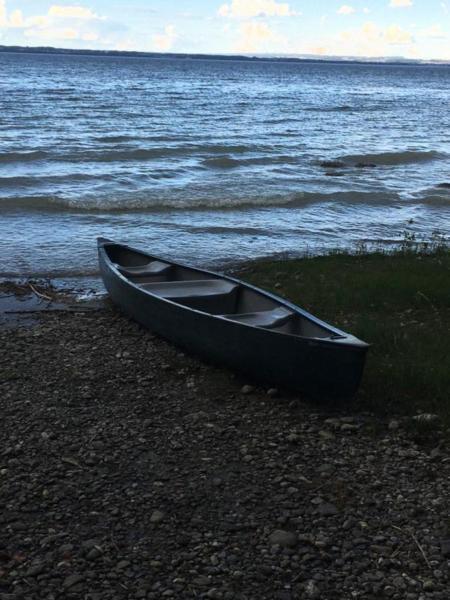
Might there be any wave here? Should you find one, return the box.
[0,144,262,165]
[0,150,49,163]
[410,185,450,206]
[0,190,402,213]
[66,143,258,162]
[202,154,300,169]
[94,134,143,143]
[337,150,444,167]
[202,157,242,169]
[0,173,107,188]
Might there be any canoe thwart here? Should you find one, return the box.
[221,307,294,329]
[140,279,239,314]
[114,260,172,278]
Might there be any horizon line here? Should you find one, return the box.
[1,43,450,67]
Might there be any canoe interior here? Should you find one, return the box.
[104,243,343,340]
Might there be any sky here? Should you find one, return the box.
[0,0,449,60]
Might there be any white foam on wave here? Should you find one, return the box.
[0,190,402,213]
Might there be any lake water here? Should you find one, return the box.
[0,52,449,287]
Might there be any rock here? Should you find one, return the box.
[268,530,298,547]
[267,388,279,398]
[240,385,255,395]
[150,510,165,524]
[437,182,450,189]
[286,433,300,443]
[116,560,131,570]
[63,574,84,589]
[440,539,450,557]
[86,547,102,560]
[412,413,439,423]
[319,160,346,169]
[317,503,339,516]
[388,420,400,431]
[305,580,321,598]
[26,563,45,577]
[341,423,359,433]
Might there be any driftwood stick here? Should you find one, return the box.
[28,283,53,302]
[410,531,432,570]
[392,525,431,570]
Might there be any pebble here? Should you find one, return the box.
[268,530,298,547]
[317,502,339,516]
[441,539,450,557]
[63,574,84,589]
[240,385,255,395]
[150,510,165,523]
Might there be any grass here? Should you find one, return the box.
[238,242,450,425]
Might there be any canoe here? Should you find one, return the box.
[98,238,369,399]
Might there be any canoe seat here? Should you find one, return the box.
[141,279,239,314]
[115,261,172,278]
[222,307,294,329]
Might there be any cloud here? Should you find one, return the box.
[363,7,371,13]
[441,1,449,13]
[337,5,356,15]
[234,21,278,52]
[48,6,101,20]
[218,0,294,18]
[384,24,413,43]
[337,21,414,56]
[421,24,447,38]
[0,0,6,27]
[153,25,177,51]
[389,0,413,7]
[0,1,127,47]
[25,26,79,40]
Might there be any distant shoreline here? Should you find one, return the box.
[0,44,449,68]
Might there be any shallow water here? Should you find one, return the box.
[0,52,449,283]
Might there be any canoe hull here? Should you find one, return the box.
[99,247,368,400]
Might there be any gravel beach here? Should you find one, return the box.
[1,301,449,599]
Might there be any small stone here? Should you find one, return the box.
[86,547,102,561]
[193,575,210,587]
[241,385,255,395]
[287,433,300,443]
[305,580,321,599]
[267,388,279,398]
[150,510,165,524]
[317,503,339,516]
[388,420,400,431]
[63,574,84,589]
[441,539,450,557]
[412,413,439,423]
[26,563,45,577]
[268,530,298,547]
[341,423,359,433]
[393,576,406,589]
[116,560,131,570]
[423,580,435,591]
